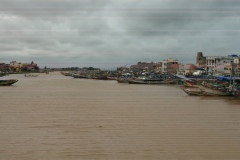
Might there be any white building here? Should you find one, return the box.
[206,55,239,75]
[234,58,240,64]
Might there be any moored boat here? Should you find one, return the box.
[61,71,72,76]
[107,76,118,80]
[94,75,108,80]
[182,85,204,96]
[25,74,38,77]
[0,79,18,86]
[182,84,230,96]
[127,78,175,84]
[72,74,87,78]
[117,78,130,83]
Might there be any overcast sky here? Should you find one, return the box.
[1,0,240,68]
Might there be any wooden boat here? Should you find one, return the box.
[117,78,129,83]
[0,79,18,86]
[182,84,230,96]
[25,74,38,77]
[127,78,175,84]
[60,71,72,76]
[72,74,87,78]
[182,85,204,96]
[94,75,108,80]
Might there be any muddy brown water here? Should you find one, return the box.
[1,72,240,159]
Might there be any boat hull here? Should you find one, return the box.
[182,85,230,96]
[72,74,87,78]
[0,79,18,86]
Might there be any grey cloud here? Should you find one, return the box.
[1,0,240,68]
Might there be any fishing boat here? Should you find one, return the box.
[127,78,175,84]
[0,79,18,86]
[94,75,108,80]
[107,76,118,80]
[61,71,72,76]
[72,74,87,78]
[182,85,204,96]
[117,77,130,83]
[182,83,230,96]
[24,74,38,77]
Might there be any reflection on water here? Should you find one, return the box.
[198,96,240,105]
[1,72,240,159]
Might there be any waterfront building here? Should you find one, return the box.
[161,58,179,74]
[178,64,196,75]
[18,61,39,71]
[130,62,162,72]
[196,52,206,67]
[233,58,240,77]
[223,64,232,77]
[206,54,239,75]
[195,52,240,76]
[7,61,39,72]
[234,57,240,64]
[0,63,9,71]
[9,61,22,72]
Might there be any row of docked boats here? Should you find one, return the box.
[182,82,230,96]
[61,71,117,80]
[61,71,182,84]
[117,77,180,84]
[2,71,239,97]
[61,71,240,97]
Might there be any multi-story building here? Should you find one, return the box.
[234,58,240,64]
[196,52,206,67]
[195,52,240,76]
[161,58,179,74]
[8,61,39,72]
[206,54,239,75]
[231,60,240,77]
[130,62,162,72]
[178,64,196,75]
[224,64,232,77]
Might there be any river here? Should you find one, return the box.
[1,72,240,159]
